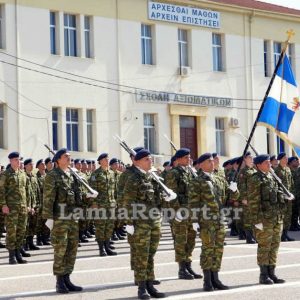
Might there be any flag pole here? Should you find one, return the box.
[234,30,295,181]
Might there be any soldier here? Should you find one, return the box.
[248,154,288,285]
[275,153,294,242]
[161,161,171,180]
[81,160,88,175]
[43,148,96,293]
[165,148,201,280]
[222,160,232,179]
[189,153,239,291]
[123,149,167,299]
[89,153,117,256]
[45,157,53,173]
[0,152,28,264]
[91,160,96,172]
[237,152,256,244]
[270,155,278,170]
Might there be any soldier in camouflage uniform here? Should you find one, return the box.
[161,161,171,180]
[189,153,239,292]
[0,152,28,264]
[0,164,5,248]
[43,148,95,294]
[270,155,279,170]
[165,148,201,280]
[45,157,53,174]
[89,153,117,256]
[275,153,294,241]
[123,149,167,299]
[248,154,287,285]
[237,152,256,244]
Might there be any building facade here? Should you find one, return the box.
[0,0,300,165]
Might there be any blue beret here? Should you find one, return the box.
[52,157,57,163]
[270,155,276,161]
[222,160,231,168]
[36,159,44,168]
[130,147,144,157]
[24,158,33,166]
[74,159,81,164]
[192,160,198,166]
[109,158,118,165]
[170,156,177,167]
[8,152,20,159]
[163,161,170,167]
[98,153,108,161]
[212,153,218,158]
[277,152,286,160]
[134,149,151,161]
[81,159,86,164]
[45,157,52,164]
[86,160,91,165]
[53,148,68,161]
[92,160,96,164]
[175,148,190,159]
[236,156,243,165]
[198,153,212,164]
[288,156,299,164]
[244,151,251,157]
[254,154,270,165]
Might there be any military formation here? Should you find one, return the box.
[0,146,299,299]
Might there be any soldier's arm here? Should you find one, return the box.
[237,170,247,202]
[123,174,139,225]
[0,173,6,206]
[247,175,263,224]
[165,170,180,208]
[188,178,201,222]
[42,173,56,220]
[89,172,99,207]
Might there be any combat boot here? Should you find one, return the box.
[20,246,31,257]
[84,229,92,238]
[115,229,125,240]
[0,238,5,248]
[146,281,166,298]
[63,274,83,291]
[203,270,214,292]
[178,262,194,280]
[281,230,288,242]
[56,275,69,294]
[138,281,151,300]
[8,249,17,265]
[41,235,51,245]
[245,230,256,244]
[153,279,161,285]
[268,266,285,284]
[104,240,117,255]
[79,231,89,243]
[259,265,273,284]
[27,236,40,250]
[108,243,115,250]
[185,261,203,278]
[285,231,295,241]
[211,271,229,290]
[111,231,119,241]
[36,235,43,246]
[97,241,107,256]
[15,249,27,264]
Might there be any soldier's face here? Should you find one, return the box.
[200,158,214,173]
[271,159,278,168]
[10,158,20,169]
[100,157,109,168]
[291,160,299,168]
[177,155,190,167]
[213,156,219,167]
[136,155,152,171]
[38,162,46,172]
[258,160,271,172]
[25,162,34,172]
[58,153,71,167]
[110,163,118,171]
[280,156,288,166]
[244,156,253,167]
[75,163,82,170]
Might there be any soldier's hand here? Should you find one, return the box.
[284,193,295,201]
[87,189,99,199]
[175,210,183,223]
[125,225,134,235]
[229,181,238,192]
[192,223,200,232]
[45,219,54,231]
[163,189,177,202]
[2,205,9,215]
[255,223,263,231]
[241,199,248,206]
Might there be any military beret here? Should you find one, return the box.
[45,157,52,165]
[192,160,198,167]
[71,158,74,162]
[52,157,56,163]
[134,149,151,161]
[35,159,44,168]
[81,159,86,164]
[6,163,11,170]
[222,160,231,168]
[8,152,20,159]
[92,160,96,164]
[130,147,144,158]
[244,151,251,158]
[74,159,81,164]
[86,160,91,165]
[53,148,68,161]
[277,152,286,160]
[270,155,276,161]
[288,156,299,164]
[228,158,235,165]
[198,153,212,164]
[175,148,190,159]
[170,156,177,167]
[24,158,33,166]
[109,158,118,165]
[163,161,170,167]
[97,153,108,161]
[235,156,243,165]
[20,157,24,162]
[254,154,270,165]
[212,152,218,158]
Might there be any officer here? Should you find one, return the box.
[248,154,288,284]
[189,153,239,291]
[0,152,28,264]
[275,153,294,241]
[123,149,167,299]
[165,148,201,280]
[89,153,117,256]
[43,148,95,293]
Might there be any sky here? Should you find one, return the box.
[259,0,300,9]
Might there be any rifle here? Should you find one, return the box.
[163,134,198,178]
[44,144,98,196]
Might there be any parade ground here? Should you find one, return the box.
[0,225,300,300]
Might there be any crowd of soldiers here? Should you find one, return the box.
[0,146,298,299]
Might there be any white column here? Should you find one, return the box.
[78,15,85,57]
[80,108,87,152]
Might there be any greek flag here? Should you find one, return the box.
[258,54,300,156]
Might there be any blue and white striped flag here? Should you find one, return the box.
[258,54,300,156]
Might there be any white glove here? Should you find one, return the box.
[255,223,263,231]
[87,190,99,198]
[284,193,295,201]
[163,190,177,202]
[175,210,183,223]
[229,181,238,192]
[46,219,54,231]
[125,225,134,235]
[192,223,200,232]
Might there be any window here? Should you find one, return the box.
[64,13,77,57]
[277,136,285,154]
[273,41,282,68]
[52,108,58,150]
[178,29,188,67]
[264,40,271,77]
[0,104,4,148]
[84,16,91,58]
[50,12,57,55]
[144,114,156,154]
[66,108,79,151]
[212,33,224,72]
[86,109,93,152]
[141,24,153,65]
[215,118,226,156]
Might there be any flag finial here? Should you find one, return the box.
[286,29,295,42]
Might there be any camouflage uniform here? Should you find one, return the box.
[0,167,27,251]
